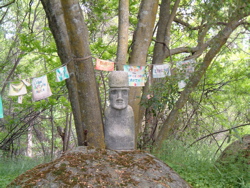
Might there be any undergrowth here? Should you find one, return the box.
[1,141,249,188]
[155,139,250,188]
[0,156,48,188]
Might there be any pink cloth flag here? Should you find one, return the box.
[95,58,114,71]
[32,75,52,101]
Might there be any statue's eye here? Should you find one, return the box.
[111,90,117,95]
[122,90,128,95]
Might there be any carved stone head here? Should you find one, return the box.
[108,71,129,110]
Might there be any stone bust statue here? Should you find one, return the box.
[104,71,135,150]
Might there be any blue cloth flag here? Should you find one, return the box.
[56,66,69,82]
[0,96,3,118]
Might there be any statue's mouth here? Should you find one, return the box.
[116,99,124,104]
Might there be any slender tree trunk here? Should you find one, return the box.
[33,125,47,157]
[50,107,54,160]
[128,0,159,141]
[116,0,129,71]
[152,0,180,65]
[27,126,33,157]
[141,0,180,149]
[63,112,69,151]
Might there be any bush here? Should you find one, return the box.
[155,139,250,188]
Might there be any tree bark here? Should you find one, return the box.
[128,0,159,140]
[26,126,33,157]
[152,0,180,65]
[41,0,105,148]
[116,0,129,71]
[140,0,180,148]
[41,0,84,146]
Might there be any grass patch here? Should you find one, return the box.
[155,139,250,188]
[0,156,48,188]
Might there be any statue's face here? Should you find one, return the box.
[109,88,129,110]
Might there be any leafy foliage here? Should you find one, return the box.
[156,139,250,188]
[0,1,249,187]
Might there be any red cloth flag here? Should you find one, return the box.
[95,58,114,71]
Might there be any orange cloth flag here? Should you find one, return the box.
[95,58,114,71]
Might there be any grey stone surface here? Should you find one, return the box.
[217,134,250,165]
[104,71,135,151]
[105,105,135,150]
[8,147,192,188]
[109,71,129,88]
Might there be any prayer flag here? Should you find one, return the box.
[56,65,69,82]
[22,79,31,86]
[124,65,146,86]
[18,95,23,104]
[0,96,3,118]
[95,58,114,71]
[178,80,186,90]
[176,59,196,77]
[153,64,171,78]
[8,82,27,96]
[32,75,52,101]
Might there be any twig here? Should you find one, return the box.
[189,123,250,147]
[0,0,15,9]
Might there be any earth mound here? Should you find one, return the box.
[8,146,192,188]
[217,134,250,165]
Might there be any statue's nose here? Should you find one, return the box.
[117,91,123,99]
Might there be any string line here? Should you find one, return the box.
[1,55,187,84]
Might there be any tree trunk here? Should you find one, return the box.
[50,107,54,160]
[152,0,180,65]
[116,0,129,71]
[41,0,84,146]
[26,126,33,157]
[141,0,180,149]
[41,0,105,148]
[64,112,70,151]
[154,18,244,149]
[128,0,159,140]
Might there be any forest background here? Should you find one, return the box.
[0,0,249,187]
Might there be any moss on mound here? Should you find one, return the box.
[8,146,191,188]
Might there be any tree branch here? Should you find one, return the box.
[0,0,15,9]
[174,17,227,30]
[189,123,250,147]
[154,15,248,149]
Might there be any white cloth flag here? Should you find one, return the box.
[8,82,27,96]
[176,59,196,77]
[153,64,171,78]
[123,65,146,86]
[32,75,52,101]
[178,80,186,90]
[22,79,31,86]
